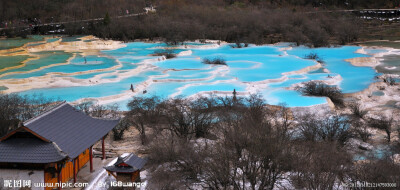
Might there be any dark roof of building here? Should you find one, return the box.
[0,136,67,164]
[23,102,120,159]
[104,165,138,173]
[113,156,126,166]
[123,153,147,170]
[104,153,147,173]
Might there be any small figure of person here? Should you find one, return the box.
[130,84,134,92]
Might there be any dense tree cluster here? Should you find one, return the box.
[0,0,146,25]
[72,4,362,47]
[123,94,400,189]
[1,92,399,189]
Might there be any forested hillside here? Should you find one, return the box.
[1,0,399,46]
[1,0,398,22]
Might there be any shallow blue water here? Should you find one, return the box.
[261,88,327,107]
[287,46,377,93]
[159,69,213,80]
[0,51,72,78]
[18,71,155,101]
[153,58,212,70]
[227,55,317,82]
[73,71,115,79]
[1,55,119,79]
[61,36,83,42]
[269,73,336,88]
[180,83,246,97]
[192,44,281,56]
[108,81,191,110]
[46,38,60,43]
[372,91,385,96]
[353,145,392,161]
[363,48,387,55]
[0,40,382,110]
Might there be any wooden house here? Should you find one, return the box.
[0,102,119,190]
[104,153,147,182]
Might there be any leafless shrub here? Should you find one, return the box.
[368,116,393,142]
[297,113,352,145]
[352,120,372,142]
[188,97,216,138]
[229,42,248,48]
[297,81,344,107]
[75,101,92,115]
[153,49,177,59]
[147,166,184,190]
[350,159,400,185]
[291,142,352,190]
[304,52,324,63]
[396,127,400,152]
[202,57,227,65]
[157,96,217,140]
[0,93,56,137]
[146,94,294,189]
[112,118,130,141]
[75,102,120,118]
[349,102,368,119]
[126,96,163,145]
[147,136,206,189]
[136,94,398,189]
[304,52,319,60]
[383,76,396,86]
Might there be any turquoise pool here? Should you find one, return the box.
[0,38,386,110]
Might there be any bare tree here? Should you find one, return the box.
[297,81,344,107]
[188,97,216,138]
[147,135,206,189]
[75,101,92,115]
[75,102,120,118]
[0,94,55,137]
[200,143,233,189]
[126,96,162,145]
[291,142,352,190]
[89,104,108,118]
[146,95,294,190]
[348,101,368,119]
[352,120,372,142]
[351,159,400,186]
[159,97,196,140]
[298,113,352,145]
[158,97,217,140]
[112,118,130,141]
[368,116,393,142]
[210,95,293,190]
[298,113,321,142]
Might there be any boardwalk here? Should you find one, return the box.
[306,9,400,21]
[305,8,400,14]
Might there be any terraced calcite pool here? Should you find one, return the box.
[0,36,394,110]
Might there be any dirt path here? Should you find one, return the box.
[0,12,148,31]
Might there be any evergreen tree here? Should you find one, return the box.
[233,89,237,102]
[103,12,111,26]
